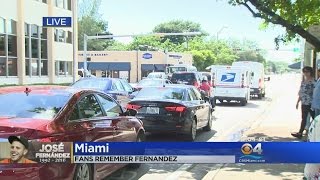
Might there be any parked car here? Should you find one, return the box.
[146,72,167,79]
[170,72,202,89]
[127,85,213,141]
[134,78,172,91]
[0,86,145,180]
[71,78,134,107]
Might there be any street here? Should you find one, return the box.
[106,73,302,180]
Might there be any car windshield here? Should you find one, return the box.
[0,92,71,120]
[72,79,111,90]
[138,79,164,86]
[171,73,195,83]
[169,67,186,73]
[135,87,185,100]
[147,73,163,78]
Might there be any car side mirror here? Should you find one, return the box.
[122,109,137,116]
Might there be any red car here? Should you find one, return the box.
[0,86,145,180]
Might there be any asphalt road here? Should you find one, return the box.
[105,73,300,180]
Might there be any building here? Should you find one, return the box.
[0,0,77,85]
[78,51,193,82]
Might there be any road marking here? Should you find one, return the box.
[164,164,194,180]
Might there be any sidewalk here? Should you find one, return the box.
[203,74,306,180]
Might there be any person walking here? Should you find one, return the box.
[291,66,316,139]
[312,68,320,118]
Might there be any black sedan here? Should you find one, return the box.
[126,85,213,141]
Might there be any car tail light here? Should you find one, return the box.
[126,104,141,110]
[165,106,186,112]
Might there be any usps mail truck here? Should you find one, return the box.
[212,66,251,106]
[232,61,266,99]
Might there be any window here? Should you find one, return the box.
[31,59,39,76]
[25,59,30,76]
[31,39,38,58]
[192,88,202,100]
[55,0,64,8]
[42,0,47,3]
[189,89,198,100]
[66,31,72,44]
[8,35,17,57]
[96,94,122,117]
[0,35,5,56]
[40,27,47,39]
[41,60,48,76]
[8,58,17,76]
[58,29,65,42]
[0,58,5,76]
[55,61,72,76]
[31,24,38,38]
[7,20,16,34]
[0,18,5,33]
[113,80,125,91]
[67,0,72,10]
[78,94,103,119]
[41,40,47,59]
[69,104,80,121]
[120,80,133,92]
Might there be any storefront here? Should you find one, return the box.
[78,51,193,82]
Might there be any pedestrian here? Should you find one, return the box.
[312,68,320,118]
[200,76,211,98]
[291,66,316,139]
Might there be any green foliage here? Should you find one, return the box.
[153,20,207,45]
[78,0,113,51]
[266,61,289,73]
[229,0,320,49]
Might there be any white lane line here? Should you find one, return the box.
[164,164,194,180]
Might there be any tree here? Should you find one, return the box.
[127,36,184,52]
[229,0,320,50]
[187,37,238,70]
[78,0,112,50]
[153,20,206,45]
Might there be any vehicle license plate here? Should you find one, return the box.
[146,107,159,114]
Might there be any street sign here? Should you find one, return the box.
[142,53,152,59]
[169,55,182,59]
[42,17,72,27]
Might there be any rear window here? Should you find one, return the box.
[147,73,163,78]
[169,67,186,73]
[138,79,163,86]
[135,87,186,100]
[0,92,71,120]
[72,79,111,90]
[171,73,196,83]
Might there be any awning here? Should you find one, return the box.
[78,62,131,71]
[288,61,301,69]
[141,64,165,71]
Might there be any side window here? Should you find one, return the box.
[96,94,122,117]
[120,80,133,92]
[78,94,103,119]
[114,80,125,91]
[69,104,80,121]
[192,88,202,100]
[189,89,197,100]
[185,90,192,101]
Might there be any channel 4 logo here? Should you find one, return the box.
[43,17,72,27]
[239,143,265,163]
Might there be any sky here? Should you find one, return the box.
[99,0,301,63]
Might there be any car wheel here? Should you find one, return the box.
[240,99,247,106]
[203,111,212,131]
[186,117,197,141]
[73,164,92,180]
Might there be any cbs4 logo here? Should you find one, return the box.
[241,143,263,155]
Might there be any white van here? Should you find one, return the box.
[212,66,251,106]
[166,64,197,78]
[232,61,266,99]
